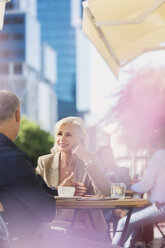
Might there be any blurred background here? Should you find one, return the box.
[1,0,165,176]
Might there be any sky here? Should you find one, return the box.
[87,47,165,126]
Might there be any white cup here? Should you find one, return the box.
[111,183,126,199]
[58,186,75,197]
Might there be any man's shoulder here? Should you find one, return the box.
[0,144,27,160]
[0,145,33,180]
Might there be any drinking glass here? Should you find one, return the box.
[111,183,126,199]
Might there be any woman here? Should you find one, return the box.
[112,130,165,247]
[36,116,110,242]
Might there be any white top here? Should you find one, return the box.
[131,149,165,203]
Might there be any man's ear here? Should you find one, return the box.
[15,109,20,123]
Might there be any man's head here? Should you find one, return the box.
[97,145,115,170]
[0,90,20,141]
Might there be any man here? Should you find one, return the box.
[97,145,131,185]
[97,145,131,235]
[0,90,116,248]
[0,90,57,247]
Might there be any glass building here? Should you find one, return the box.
[37,0,77,119]
[0,0,57,133]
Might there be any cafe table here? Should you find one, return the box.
[55,196,149,246]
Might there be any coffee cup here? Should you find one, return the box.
[58,186,75,197]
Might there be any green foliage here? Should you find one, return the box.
[15,117,54,167]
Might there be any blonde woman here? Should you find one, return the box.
[36,116,110,242]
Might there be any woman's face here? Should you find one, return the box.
[56,123,80,152]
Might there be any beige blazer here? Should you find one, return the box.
[36,152,110,195]
[36,152,110,241]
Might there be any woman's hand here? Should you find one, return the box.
[60,172,74,187]
[74,181,87,196]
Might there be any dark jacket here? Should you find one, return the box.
[0,133,56,239]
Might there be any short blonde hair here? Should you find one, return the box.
[51,116,89,153]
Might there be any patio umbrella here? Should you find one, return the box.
[0,0,10,30]
[82,0,165,77]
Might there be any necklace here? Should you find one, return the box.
[60,154,75,176]
[65,161,75,175]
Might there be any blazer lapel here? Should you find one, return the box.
[74,158,91,190]
[50,152,60,187]
[74,158,85,183]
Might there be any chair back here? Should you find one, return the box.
[0,202,9,247]
[0,213,9,241]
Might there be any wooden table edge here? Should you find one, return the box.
[55,198,150,209]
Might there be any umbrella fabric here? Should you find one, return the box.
[0,0,10,30]
[82,0,165,77]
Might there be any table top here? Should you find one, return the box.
[55,197,149,209]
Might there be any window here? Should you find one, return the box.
[14,64,22,74]
[13,16,24,25]
[3,51,10,57]
[4,16,24,25]
[12,50,24,57]
[0,34,10,41]
[4,17,12,25]
[0,64,9,74]
[12,34,24,41]
[6,2,15,10]
[0,50,24,58]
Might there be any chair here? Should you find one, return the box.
[155,223,165,238]
[155,223,165,248]
[0,212,9,247]
[0,201,10,247]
